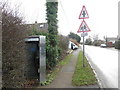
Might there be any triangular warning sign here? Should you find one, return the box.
[77,20,91,33]
[79,5,89,19]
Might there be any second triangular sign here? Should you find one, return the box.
[77,20,91,33]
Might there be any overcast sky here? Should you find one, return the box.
[8,0,119,39]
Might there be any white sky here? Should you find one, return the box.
[7,0,119,39]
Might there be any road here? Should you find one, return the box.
[81,45,118,88]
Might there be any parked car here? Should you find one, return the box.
[100,44,107,48]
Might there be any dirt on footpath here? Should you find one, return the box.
[40,47,100,88]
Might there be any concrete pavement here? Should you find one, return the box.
[41,47,99,88]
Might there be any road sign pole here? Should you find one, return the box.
[83,32,85,67]
[77,5,91,67]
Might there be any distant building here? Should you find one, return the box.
[106,37,118,47]
[26,21,48,33]
[106,37,118,43]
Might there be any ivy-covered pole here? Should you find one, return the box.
[46,0,59,69]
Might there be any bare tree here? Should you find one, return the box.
[1,1,28,88]
[92,34,99,41]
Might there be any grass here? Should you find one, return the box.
[72,51,97,86]
[40,54,73,86]
[59,54,73,66]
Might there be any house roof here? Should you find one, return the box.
[106,37,118,41]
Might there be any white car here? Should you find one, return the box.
[100,44,107,47]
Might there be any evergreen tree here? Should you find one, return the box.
[46,1,59,69]
[68,32,81,43]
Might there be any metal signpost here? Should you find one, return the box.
[77,5,91,67]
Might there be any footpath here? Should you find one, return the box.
[41,47,99,88]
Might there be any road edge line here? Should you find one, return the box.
[85,54,103,89]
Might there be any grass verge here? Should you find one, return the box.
[40,54,73,86]
[72,51,97,86]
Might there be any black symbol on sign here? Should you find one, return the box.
[82,11,86,17]
[81,27,83,30]
[84,25,86,30]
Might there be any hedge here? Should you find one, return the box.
[115,40,120,49]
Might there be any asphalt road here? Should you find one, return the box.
[81,45,118,88]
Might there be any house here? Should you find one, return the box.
[106,37,118,47]
[25,21,48,33]
[68,39,80,50]
[106,37,118,43]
